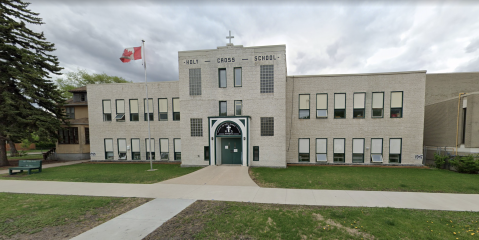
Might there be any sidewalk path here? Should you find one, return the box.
[160,165,258,186]
[0,160,88,175]
[1,180,478,212]
[71,198,195,240]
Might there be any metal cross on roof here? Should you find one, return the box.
[226,30,234,44]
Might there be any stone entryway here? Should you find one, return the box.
[158,165,258,186]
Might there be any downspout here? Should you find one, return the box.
[455,93,466,155]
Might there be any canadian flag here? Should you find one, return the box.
[120,46,142,63]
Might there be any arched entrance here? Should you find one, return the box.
[209,117,250,166]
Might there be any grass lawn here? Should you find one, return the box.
[0,193,150,239]
[146,200,479,240]
[0,163,202,184]
[250,166,479,194]
[7,154,43,160]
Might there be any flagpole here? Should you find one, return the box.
[143,40,156,172]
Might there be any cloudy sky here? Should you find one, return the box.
[26,0,479,83]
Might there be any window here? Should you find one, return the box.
[131,138,141,160]
[85,128,90,144]
[234,67,242,87]
[389,138,402,163]
[219,101,227,116]
[299,94,310,119]
[118,138,127,160]
[104,138,113,160]
[102,100,111,121]
[174,138,181,160]
[371,138,383,163]
[144,98,153,121]
[235,100,242,116]
[189,68,201,95]
[80,93,86,102]
[390,92,403,118]
[129,99,139,121]
[334,93,346,119]
[160,138,169,160]
[316,93,328,118]
[333,138,345,162]
[260,65,274,93]
[353,93,365,119]
[260,117,274,136]
[58,127,79,144]
[352,138,364,163]
[316,138,327,162]
[145,138,155,160]
[190,118,203,137]
[115,99,125,121]
[253,146,259,161]
[372,92,384,118]
[173,98,180,121]
[299,138,310,162]
[158,98,167,121]
[219,69,226,88]
[204,146,210,161]
[65,107,75,119]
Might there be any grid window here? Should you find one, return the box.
[145,138,155,160]
[219,69,226,88]
[144,98,153,121]
[234,68,242,87]
[160,138,169,160]
[371,138,383,162]
[115,99,125,121]
[219,101,227,116]
[253,146,259,161]
[129,99,139,121]
[118,138,127,160]
[389,138,402,163]
[353,93,365,119]
[131,138,141,160]
[299,94,310,119]
[333,138,345,162]
[352,138,364,163]
[58,127,79,144]
[316,93,328,118]
[104,138,113,160]
[372,92,384,118]
[391,92,403,118]
[174,138,181,160]
[189,68,201,95]
[190,118,203,137]
[235,100,242,116]
[316,138,327,162]
[260,117,274,136]
[158,98,167,121]
[204,146,210,161]
[334,93,346,119]
[299,138,310,162]
[102,100,111,121]
[85,128,90,144]
[65,107,75,119]
[173,98,180,121]
[260,65,274,93]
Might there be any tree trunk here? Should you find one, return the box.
[8,139,18,156]
[0,136,10,167]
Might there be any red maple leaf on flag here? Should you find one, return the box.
[122,49,133,57]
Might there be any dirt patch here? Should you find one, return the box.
[1,197,151,240]
[312,213,375,240]
[248,168,276,188]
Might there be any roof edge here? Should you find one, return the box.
[288,70,427,78]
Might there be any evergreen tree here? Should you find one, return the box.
[0,0,66,166]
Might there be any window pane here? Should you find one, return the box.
[219,69,226,87]
[131,139,140,152]
[160,139,168,152]
[372,109,383,117]
[299,139,309,153]
[146,138,155,152]
[144,99,153,112]
[299,95,309,109]
[118,139,127,152]
[159,99,167,112]
[116,100,125,114]
[235,101,242,115]
[316,154,327,161]
[204,146,210,160]
[173,98,180,112]
[104,139,113,152]
[334,94,345,109]
[352,153,364,163]
[391,108,402,118]
[299,109,310,119]
[220,101,227,116]
[103,100,111,113]
[174,139,181,152]
[316,94,327,109]
[353,109,365,118]
[333,139,345,153]
[391,92,403,108]
[235,68,242,86]
[260,117,274,136]
[372,93,383,108]
[317,109,327,117]
[316,139,327,153]
[371,139,382,154]
[353,139,364,154]
[190,118,203,137]
[299,153,310,162]
[390,139,401,154]
[389,154,401,163]
[371,154,383,162]
[253,146,259,161]
[260,65,274,93]
[189,68,201,95]
[353,93,365,109]
[333,153,345,162]
[334,109,345,119]
[130,99,138,113]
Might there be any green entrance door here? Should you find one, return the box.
[221,138,242,164]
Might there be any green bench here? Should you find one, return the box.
[9,160,42,175]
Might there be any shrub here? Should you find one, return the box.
[433,152,449,168]
[449,154,479,174]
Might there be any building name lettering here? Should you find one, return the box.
[217,57,236,63]
[186,59,199,64]
[255,55,276,61]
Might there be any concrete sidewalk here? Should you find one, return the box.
[160,165,258,186]
[1,180,479,212]
[0,160,88,175]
